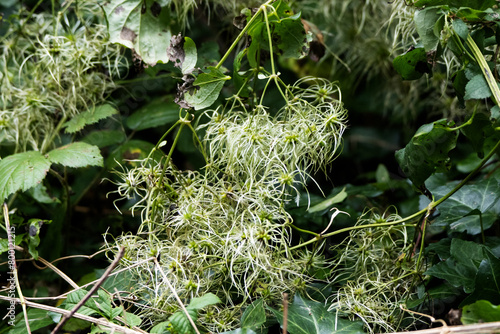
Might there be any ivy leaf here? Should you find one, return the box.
[126,96,180,130]
[184,67,231,110]
[0,151,51,201]
[64,104,118,133]
[393,47,432,80]
[425,239,485,293]
[46,142,103,168]
[269,294,365,334]
[395,119,458,189]
[414,7,442,51]
[461,251,500,306]
[462,300,500,324]
[103,0,172,65]
[431,177,500,235]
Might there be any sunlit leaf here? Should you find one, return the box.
[47,142,103,168]
[462,300,500,324]
[0,151,51,200]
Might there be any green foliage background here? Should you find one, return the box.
[0,0,499,333]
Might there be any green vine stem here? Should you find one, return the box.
[467,34,500,107]
[289,137,500,252]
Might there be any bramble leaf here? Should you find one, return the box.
[82,130,127,148]
[64,104,118,133]
[464,74,492,100]
[103,0,172,65]
[47,142,103,168]
[0,151,51,200]
[169,308,198,334]
[393,47,432,80]
[395,119,458,189]
[270,294,365,334]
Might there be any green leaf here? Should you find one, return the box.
[105,140,164,169]
[241,299,266,329]
[453,19,469,40]
[82,130,127,148]
[63,289,100,315]
[491,105,500,123]
[425,239,485,293]
[461,112,495,158]
[462,300,500,324]
[247,0,309,65]
[184,67,230,110]
[270,294,365,334]
[308,187,347,213]
[413,0,498,10]
[414,8,442,51]
[461,251,500,305]
[431,177,500,235]
[27,219,51,260]
[47,142,103,168]
[64,104,118,133]
[393,47,432,80]
[27,183,60,204]
[395,119,458,189]
[103,0,172,65]
[126,96,180,130]
[9,308,55,333]
[464,74,493,100]
[123,311,142,327]
[169,308,198,334]
[182,37,197,74]
[150,321,170,334]
[0,234,24,255]
[0,151,51,201]
[167,34,198,74]
[187,293,221,310]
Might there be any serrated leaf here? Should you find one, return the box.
[453,19,469,40]
[414,8,442,51]
[126,97,179,130]
[169,309,198,334]
[103,0,172,65]
[308,188,347,213]
[47,142,103,168]
[393,47,432,80]
[150,321,170,333]
[9,308,55,333]
[187,293,221,310]
[395,119,458,188]
[431,177,500,234]
[465,74,493,100]
[64,104,118,133]
[270,294,365,334]
[123,311,142,327]
[0,151,51,201]
[184,67,230,110]
[27,183,60,204]
[82,130,127,148]
[462,300,500,324]
[241,299,266,329]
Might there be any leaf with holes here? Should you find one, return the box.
[47,142,103,168]
[103,0,172,65]
[0,151,51,201]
